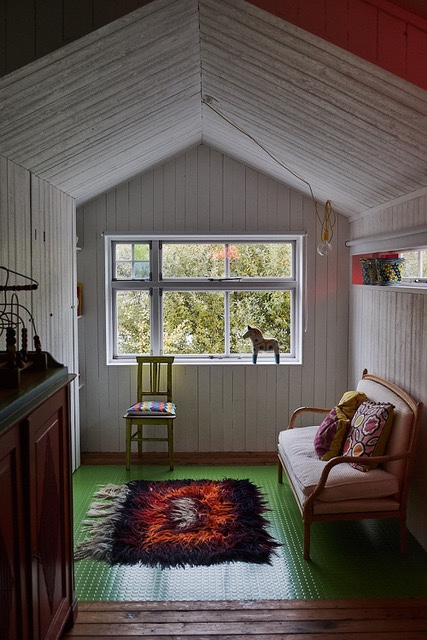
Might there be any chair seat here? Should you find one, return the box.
[126,400,176,416]
[125,412,176,419]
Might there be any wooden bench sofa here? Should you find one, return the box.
[277,370,423,560]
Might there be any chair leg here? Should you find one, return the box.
[168,421,174,471]
[400,514,407,554]
[137,425,143,457]
[125,419,132,470]
[303,520,311,560]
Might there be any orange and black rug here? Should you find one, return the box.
[74,478,280,569]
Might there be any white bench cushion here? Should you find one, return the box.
[278,426,399,507]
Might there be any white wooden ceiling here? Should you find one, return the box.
[0,0,426,216]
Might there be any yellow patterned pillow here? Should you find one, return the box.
[314,391,368,461]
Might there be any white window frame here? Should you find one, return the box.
[105,234,304,365]
[399,248,427,285]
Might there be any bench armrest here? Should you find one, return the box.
[306,451,411,506]
[288,406,331,429]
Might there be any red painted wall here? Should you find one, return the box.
[246,0,427,90]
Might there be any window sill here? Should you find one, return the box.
[353,283,427,293]
[108,357,301,366]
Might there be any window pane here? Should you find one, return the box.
[116,291,150,354]
[400,251,420,278]
[230,291,291,354]
[422,251,427,277]
[163,291,224,354]
[116,262,132,279]
[229,243,292,278]
[116,243,132,260]
[114,243,150,279]
[134,262,150,279]
[162,244,225,278]
[134,244,149,261]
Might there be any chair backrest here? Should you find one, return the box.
[136,356,174,403]
[357,372,422,496]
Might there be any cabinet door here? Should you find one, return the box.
[27,387,74,640]
[0,425,28,640]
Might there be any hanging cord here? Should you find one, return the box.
[315,200,336,256]
[202,98,338,333]
[202,96,326,221]
[202,97,338,255]
[319,200,336,244]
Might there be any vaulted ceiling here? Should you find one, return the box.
[0,0,426,216]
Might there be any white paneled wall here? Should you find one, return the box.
[349,191,427,241]
[31,175,74,363]
[0,156,32,286]
[77,144,350,456]
[0,156,80,469]
[349,191,427,550]
[31,174,81,469]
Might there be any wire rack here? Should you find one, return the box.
[0,266,47,388]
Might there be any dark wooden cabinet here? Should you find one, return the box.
[0,366,76,640]
[0,418,29,640]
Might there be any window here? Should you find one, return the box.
[399,249,427,282]
[105,235,304,364]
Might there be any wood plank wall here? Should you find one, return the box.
[2,0,427,92]
[247,0,427,90]
[348,191,427,551]
[0,155,80,469]
[0,0,153,76]
[76,144,350,457]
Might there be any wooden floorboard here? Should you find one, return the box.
[63,598,427,638]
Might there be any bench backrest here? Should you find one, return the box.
[357,373,421,490]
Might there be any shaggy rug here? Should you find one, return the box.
[74,478,280,569]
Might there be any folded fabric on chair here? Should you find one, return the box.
[127,401,176,415]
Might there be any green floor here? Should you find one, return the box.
[73,465,427,601]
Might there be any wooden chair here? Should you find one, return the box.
[277,370,423,560]
[124,356,176,470]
